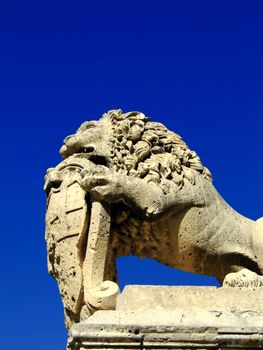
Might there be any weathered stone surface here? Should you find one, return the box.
[117,285,263,312]
[68,286,263,349]
[44,156,120,328]
[44,109,263,330]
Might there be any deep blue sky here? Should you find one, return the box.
[1,1,263,349]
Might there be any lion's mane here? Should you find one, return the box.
[102,109,212,190]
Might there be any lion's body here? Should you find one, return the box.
[110,172,261,284]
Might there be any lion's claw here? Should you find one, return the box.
[80,166,124,203]
[223,269,263,288]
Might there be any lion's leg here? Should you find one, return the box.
[80,166,203,220]
[223,268,263,288]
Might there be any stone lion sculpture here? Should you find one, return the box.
[45,109,263,327]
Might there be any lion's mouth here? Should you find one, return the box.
[60,144,109,165]
[72,146,111,167]
[88,154,109,167]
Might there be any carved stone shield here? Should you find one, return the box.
[45,155,119,328]
[45,167,89,317]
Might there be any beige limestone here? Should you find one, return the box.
[45,109,263,328]
[117,285,263,312]
[45,156,120,328]
[67,286,263,349]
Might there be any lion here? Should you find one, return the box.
[56,109,263,288]
[45,110,263,328]
[45,109,263,326]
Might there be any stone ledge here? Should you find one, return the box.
[117,285,263,313]
[67,286,263,349]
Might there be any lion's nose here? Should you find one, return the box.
[64,135,77,147]
[59,145,68,158]
[59,135,78,158]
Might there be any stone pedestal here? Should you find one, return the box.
[67,286,263,349]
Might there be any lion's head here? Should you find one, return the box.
[60,109,212,190]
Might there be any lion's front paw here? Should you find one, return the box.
[223,268,263,288]
[80,166,124,203]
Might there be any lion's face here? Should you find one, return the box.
[59,118,113,166]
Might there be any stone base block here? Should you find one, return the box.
[67,286,263,349]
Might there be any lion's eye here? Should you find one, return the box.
[80,146,95,153]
